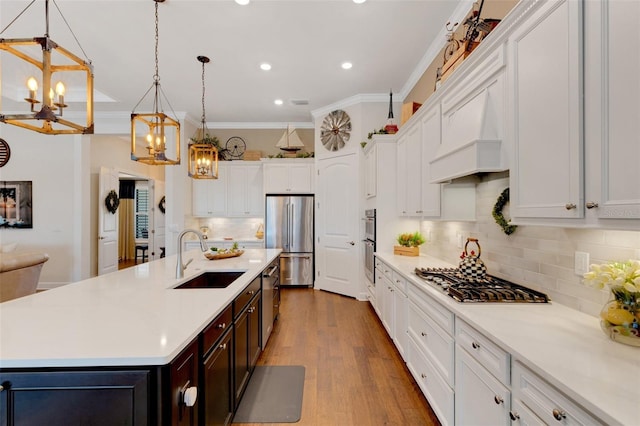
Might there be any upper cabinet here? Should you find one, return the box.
[397,125,423,217]
[263,159,314,194]
[508,0,583,221]
[227,163,264,217]
[583,0,640,224]
[193,163,228,217]
[192,162,263,218]
[508,0,639,229]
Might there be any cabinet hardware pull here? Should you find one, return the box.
[494,395,504,405]
[217,322,226,329]
[219,343,227,350]
[396,279,401,283]
[421,373,427,379]
[471,341,480,349]
[347,241,355,246]
[565,203,577,210]
[0,385,3,392]
[248,307,255,313]
[552,408,566,421]
[509,411,520,421]
[586,202,599,209]
[247,290,255,295]
[421,332,427,337]
[182,386,198,407]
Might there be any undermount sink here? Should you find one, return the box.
[174,271,245,289]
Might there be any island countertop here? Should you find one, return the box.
[0,248,281,369]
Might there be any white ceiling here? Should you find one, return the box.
[1,0,471,128]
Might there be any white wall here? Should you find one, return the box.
[421,173,640,318]
[0,125,90,286]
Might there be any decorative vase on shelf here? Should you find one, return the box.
[599,286,640,347]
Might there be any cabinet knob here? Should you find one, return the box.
[494,395,504,405]
[247,290,255,295]
[248,307,256,313]
[509,411,520,421]
[347,241,355,246]
[182,386,198,407]
[552,408,566,421]
[421,331,427,337]
[421,373,427,379]
[471,341,480,349]
[219,343,227,350]
[565,203,577,210]
[0,384,4,392]
[216,322,226,329]
[586,202,599,209]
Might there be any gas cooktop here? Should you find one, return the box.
[414,267,550,303]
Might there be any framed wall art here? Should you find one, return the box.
[0,181,33,228]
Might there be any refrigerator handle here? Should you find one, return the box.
[289,203,294,250]
[285,202,290,250]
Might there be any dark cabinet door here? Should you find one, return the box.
[248,293,262,369]
[0,369,150,426]
[170,340,199,426]
[202,328,233,426]
[233,307,250,407]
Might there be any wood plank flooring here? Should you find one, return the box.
[233,288,441,426]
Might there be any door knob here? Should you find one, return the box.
[347,241,355,246]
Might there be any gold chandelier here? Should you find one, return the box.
[188,55,218,179]
[130,0,180,165]
[0,0,94,134]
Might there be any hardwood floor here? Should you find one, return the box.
[234,288,441,426]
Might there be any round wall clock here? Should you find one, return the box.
[320,110,351,151]
[0,138,10,167]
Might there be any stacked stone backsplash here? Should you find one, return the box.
[183,217,264,241]
[422,173,640,318]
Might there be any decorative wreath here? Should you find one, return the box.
[105,190,120,214]
[158,196,166,214]
[492,188,517,235]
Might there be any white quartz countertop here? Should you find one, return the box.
[376,251,640,426]
[0,249,281,369]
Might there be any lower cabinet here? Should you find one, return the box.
[169,340,200,426]
[0,369,151,425]
[202,328,234,426]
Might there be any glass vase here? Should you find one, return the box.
[599,287,640,347]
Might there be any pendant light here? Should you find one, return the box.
[0,0,94,134]
[188,56,219,179]
[131,0,180,165]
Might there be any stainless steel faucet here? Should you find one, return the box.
[176,229,209,279]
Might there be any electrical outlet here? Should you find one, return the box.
[425,228,432,242]
[456,233,464,249]
[574,251,590,276]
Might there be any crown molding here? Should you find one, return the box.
[205,121,315,130]
[310,93,391,119]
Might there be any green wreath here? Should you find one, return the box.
[158,196,166,214]
[105,190,120,214]
[492,188,517,235]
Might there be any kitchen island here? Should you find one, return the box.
[0,248,281,425]
[375,252,639,426]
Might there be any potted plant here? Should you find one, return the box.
[190,134,230,160]
[394,231,425,257]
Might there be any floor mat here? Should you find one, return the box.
[233,365,305,423]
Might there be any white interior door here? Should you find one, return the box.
[151,179,166,260]
[315,153,359,298]
[98,167,119,275]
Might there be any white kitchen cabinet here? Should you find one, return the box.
[380,273,394,337]
[419,104,442,217]
[263,160,313,194]
[455,346,511,426]
[363,143,377,199]
[391,271,408,360]
[396,125,422,216]
[512,361,604,426]
[509,398,545,426]
[508,0,583,220]
[583,0,640,223]
[226,163,263,217]
[192,163,227,217]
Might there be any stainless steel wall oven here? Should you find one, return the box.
[363,209,376,284]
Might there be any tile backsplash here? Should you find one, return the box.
[184,217,264,241]
[421,174,640,318]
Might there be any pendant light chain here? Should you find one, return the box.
[154,0,160,83]
[201,59,206,131]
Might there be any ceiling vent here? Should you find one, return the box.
[290,99,309,106]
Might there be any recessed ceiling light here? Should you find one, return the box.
[353,0,367,3]
[341,62,353,70]
[274,99,283,106]
[260,63,272,71]
[235,0,250,5]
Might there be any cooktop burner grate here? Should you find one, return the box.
[414,267,550,303]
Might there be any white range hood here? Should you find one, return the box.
[429,79,507,183]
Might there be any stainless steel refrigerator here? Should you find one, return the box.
[265,195,314,287]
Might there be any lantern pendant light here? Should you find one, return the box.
[131,0,180,165]
[188,56,218,179]
[0,0,94,134]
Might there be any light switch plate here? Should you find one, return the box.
[574,251,590,275]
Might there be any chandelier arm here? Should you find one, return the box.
[131,82,157,112]
[51,0,92,63]
[0,0,37,35]
[158,85,180,121]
